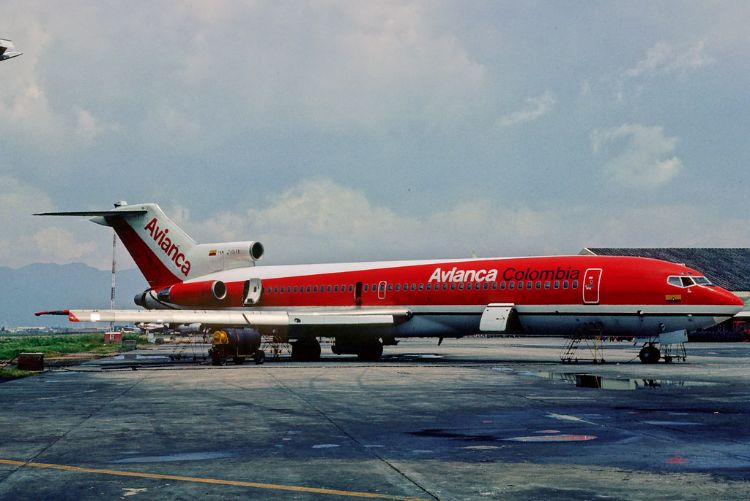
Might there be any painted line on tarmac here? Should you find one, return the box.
[0,459,425,500]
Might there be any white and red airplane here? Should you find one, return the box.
[36,202,744,363]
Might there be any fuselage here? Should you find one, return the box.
[159,255,743,339]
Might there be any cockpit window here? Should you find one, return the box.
[667,275,713,288]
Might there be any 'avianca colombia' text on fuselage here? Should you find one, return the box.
[142,255,743,339]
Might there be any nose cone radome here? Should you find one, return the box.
[716,287,745,310]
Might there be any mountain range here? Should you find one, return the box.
[0,263,147,328]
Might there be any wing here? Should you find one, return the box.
[0,39,22,60]
[36,308,412,328]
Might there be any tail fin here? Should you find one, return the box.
[36,203,196,288]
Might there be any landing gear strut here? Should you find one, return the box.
[638,343,661,364]
[291,338,321,361]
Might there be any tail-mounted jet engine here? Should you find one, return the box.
[196,241,264,274]
[156,280,227,307]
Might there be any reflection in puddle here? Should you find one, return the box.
[532,371,717,391]
[396,354,443,360]
[115,451,238,463]
[504,434,597,442]
[110,354,170,361]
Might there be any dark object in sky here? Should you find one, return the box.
[0,39,22,61]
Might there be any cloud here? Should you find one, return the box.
[590,124,682,189]
[0,176,107,268]
[624,41,712,78]
[6,179,750,272]
[495,92,555,127]
[168,179,750,267]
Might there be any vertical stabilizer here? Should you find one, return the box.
[36,203,196,288]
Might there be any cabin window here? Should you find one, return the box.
[483,282,489,290]
[553,281,559,289]
[458,283,464,290]
[572,280,579,289]
[544,281,550,289]
[450,283,456,290]
[313,286,318,293]
[418,283,424,291]
[518,282,523,290]
[395,284,401,291]
[509,281,514,290]
[528,281,533,289]
[372,284,377,291]
[562,281,568,289]
[534,281,540,289]
[306,286,311,293]
[492,282,498,290]
[500,282,506,290]
[442,283,448,290]
[274,287,278,293]
[364,284,369,292]
[293,286,298,293]
[332,285,337,292]
[388,284,393,291]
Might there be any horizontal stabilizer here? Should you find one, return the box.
[34,209,147,217]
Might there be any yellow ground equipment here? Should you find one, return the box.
[209,329,265,365]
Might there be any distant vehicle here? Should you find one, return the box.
[0,39,22,61]
[36,202,744,363]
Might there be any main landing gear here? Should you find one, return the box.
[331,337,385,361]
[638,343,661,364]
[291,337,321,362]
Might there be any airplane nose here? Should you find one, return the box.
[718,288,745,308]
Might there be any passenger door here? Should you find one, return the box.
[583,268,602,304]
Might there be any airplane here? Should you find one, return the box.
[35,202,744,363]
[0,39,22,61]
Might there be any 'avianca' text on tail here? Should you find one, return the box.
[35,202,744,363]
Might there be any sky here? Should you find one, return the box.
[1,1,749,273]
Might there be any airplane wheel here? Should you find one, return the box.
[292,339,321,361]
[638,345,660,364]
[254,350,266,365]
[357,340,383,362]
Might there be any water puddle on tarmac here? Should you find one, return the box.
[526,371,717,390]
[115,451,239,463]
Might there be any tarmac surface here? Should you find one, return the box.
[1,337,750,500]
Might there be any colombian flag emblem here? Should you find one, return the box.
[208,249,217,256]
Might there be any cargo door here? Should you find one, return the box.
[582,268,602,304]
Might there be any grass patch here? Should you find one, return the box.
[0,367,34,379]
[0,332,141,361]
